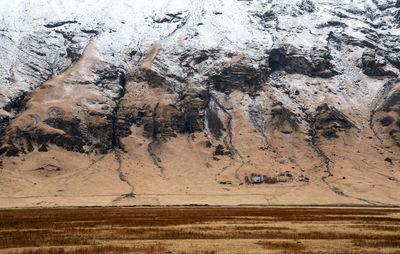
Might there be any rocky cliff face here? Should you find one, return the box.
[0,0,400,207]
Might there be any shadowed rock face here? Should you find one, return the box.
[0,92,31,138]
[208,63,267,95]
[382,90,400,113]
[314,104,356,139]
[128,68,169,89]
[395,2,400,24]
[147,103,201,140]
[0,63,125,155]
[358,51,397,77]
[3,109,115,156]
[44,108,81,137]
[391,130,400,146]
[176,90,210,134]
[116,88,209,143]
[0,145,20,157]
[268,46,337,78]
[298,0,316,13]
[380,116,395,126]
[380,90,400,146]
[0,115,9,136]
[206,104,225,140]
[1,83,210,156]
[270,103,300,134]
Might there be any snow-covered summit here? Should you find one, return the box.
[1,0,399,100]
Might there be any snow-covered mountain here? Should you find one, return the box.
[0,0,399,207]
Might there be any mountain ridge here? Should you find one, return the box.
[0,0,399,207]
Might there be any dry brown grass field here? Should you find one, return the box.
[0,207,399,253]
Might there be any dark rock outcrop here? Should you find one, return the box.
[382,90,400,113]
[270,102,300,134]
[117,89,209,143]
[149,92,209,140]
[8,128,86,154]
[213,144,231,156]
[38,144,48,152]
[390,130,400,146]
[128,68,169,88]
[379,90,400,146]
[152,11,187,24]
[0,145,20,157]
[206,106,225,140]
[44,21,78,28]
[395,7,400,24]
[298,0,316,13]
[314,104,356,139]
[0,115,9,136]
[268,46,337,78]
[253,10,276,23]
[44,108,81,138]
[358,50,397,77]
[380,116,395,126]
[4,91,31,115]
[43,107,114,153]
[208,63,267,94]
[1,105,116,155]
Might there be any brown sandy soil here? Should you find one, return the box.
[0,108,399,207]
[140,44,162,70]
[0,207,399,254]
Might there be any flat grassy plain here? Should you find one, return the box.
[0,207,399,253]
